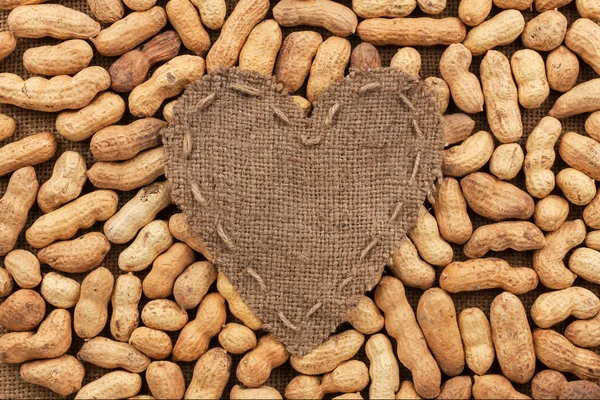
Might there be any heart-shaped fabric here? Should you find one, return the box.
[163,67,443,354]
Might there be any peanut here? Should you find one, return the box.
[535,0,572,11]
[442,131,494,177]
[230,385,283,400]
[27,190,118,248]
[463,221,545,258]
[217,272,262,329]
[585,191,600,228]
[346,296,384,335]
[0,113,15,141]
[396,381,421,400]
[104,181,171,244]
[424,76,450,114]
[163,99,176,123]
[352,0,416,18]
[36,151,86,213]
[388,236,435,290]
[75,371,142,399]
[532,286,600,329]
[365,334,399,399]
[436,376,472,400]
[533,219,585,289]
[586,230,600,250]
[480,50,522,143]
[166,0,209,56]
[218,322,257,354]
[418,0,445,14]
[169,213,213,259]
[0,132,57,177]
[237,334,289,388]
[565,310,600,348]
[524,117,562,198]
[186,347,232,399]
[129,327,172,359]
[531,370,567,400]
[123,0,157,11]
[557,168,596,205]
[119,220,173,272]
[577,0,600,20]
[458,0,491,26]
[88,0,125,23]
[560,381,600,399]
[0,289,45,331]
[442,113,474,146]
[7,4,100,39]
[522,10,567,52]
[350,42,381,70]
[493,0,532,9]
[174,261,216,309]
[40,272,80,309]
[550,79,600,119]
[143,242,195,299]
[357,17,466,46]
[461,172,534,221]
[92,7,167,57]
[472,375,530,400]
[463,10,525,56]
[490,292,536,384]
[441,258,539,295]
[389,47,421,79]
[4,249,41,289]
[275,31,322,92]
[23,40,93,76]
[489,144,524,181]
[407,206,453,267]
[586,111,600,140]
[273,0,357,37]
[0,31,16,61]
[191,0,226,30]
[20,355,85,396]
[375,276,441,398]
[78,336,150,373]
[74,267,114,339]
[458,308,494,376]
[37,232,110,273]
[511,49,550,109]
[569,247,600,284]
[146,361,185,400]
[172,293,226,361]
[0,267,13,297]
[141,299,188,331]
[440,44,484,114]
[547,46,580,93]
[111,273,142,342]
[239,20,282,75]
[417,288,464,376]
[56,92,126,141]
[566,18,600,75]
[306,36,351,103]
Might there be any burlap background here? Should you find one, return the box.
[0,0,598,398]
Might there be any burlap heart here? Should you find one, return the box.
[163,67,443,354]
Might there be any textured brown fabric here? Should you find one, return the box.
[164,67,443,355]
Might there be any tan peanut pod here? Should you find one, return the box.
[417,288,464,377]
[0,113,15,142]
[141,300,188,331]
[442,113,474,146]
[533,219,584,289]
[0,167,37,255]
[480,50,522,143]
[293,97,311,117]
[146,361,185,400]
[78,337,150,373]
[407,206,453,267]
[273,0,357,37]
[365,334,399,400]
[190,0,226,30]
[87,147,165,191]
[186,347,231,399]
[547,46,580,93]
[458,308,494,376]
[111,273,141,342]
[464,10,525,55]
[586,230,600,250]
[357,17,466,46]
[535,0,572,11]
[389,47,421,79]
[4,249,40,289]
[524,117,562,198]
[0,267,13,298]
[0,67,110,112]
[123,0,157,10]
[396,381,421,400]
[511,49,550,109]
[205,0,270,72]
[172,293,226,361]
[463,222,545,258]
[460,172,534,221]
[436,376,472,400]
[531,286,600,329]
[0,133,56,177]
[442,131,494,177]
[490,292,536,384]
[458,0,491,26]
[550,79,600,119]
[26,191,118,248]
[291,330,365,375]
[375,276,441,398]
[119,220,173,272]
[424,77,450,114]
[91,118,167,162]
[75,371,142,400]
[74,267,114,339]
[275,31,322,92]
[0,289,45,331]
[569,247,600,284]
[237,334,290,388]
[217,271,262,329]
[577,0,600,20]
[166,0,210,56]
[350,42,381,70]
[163,100,177,123]
[472,375,530,400]
[88,0,124,23]
[522,11,567,52]
[585,191,600,229]
[168,213,213,259]
[388,237,435,290]
[586,111,600,141]
[20,355,85,397]
[143,242,195,299]
[56,92,126,141]
[0,308,72,364]
[218,323,257,354]
[306,36,351,104]
[239,20,282,75]
[557,168,596,205]
[534,329,600,380]
[173,261,216,309]
[559,381,600,399]
[440,43,484,114]
[494,0,532,8]
[0,31,16,61]
[489,143,524,181]
[91,7,167,57]
[129,327,172,359]
[37,151,86,213]
[7,4,100,39]
[40,272,80,309]
[37,232,110,274]
[565,310,600,348]
[129,55,205,117]
[230,385,282,400]
[346,296,384,335]
[352,0,416,18]
[531,370,567,400]
[566,18,600,75]
[23,40,93,76]
[104,181,171,244]
[418,0,445,14]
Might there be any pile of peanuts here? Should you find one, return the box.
[1,0,600,398]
